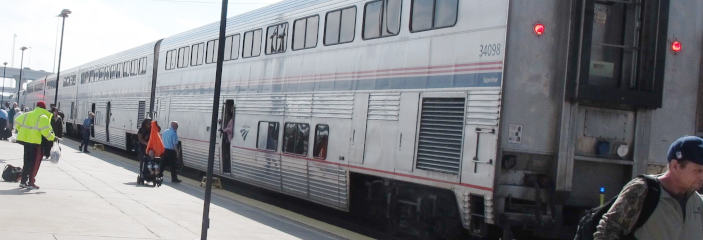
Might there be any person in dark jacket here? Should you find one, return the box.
[79,112,94,153]
[42,108,64,158]
[137,118,152,161]
[51,108,63,139]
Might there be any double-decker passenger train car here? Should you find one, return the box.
[22,0,703,238]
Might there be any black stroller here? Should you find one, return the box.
[137,155,163,187]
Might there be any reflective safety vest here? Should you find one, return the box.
[15,107,55,144]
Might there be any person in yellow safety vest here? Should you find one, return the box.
[14,101,56,190]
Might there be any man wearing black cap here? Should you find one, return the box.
[593,136,703,240]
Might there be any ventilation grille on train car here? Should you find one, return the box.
[137,101,146,126]
[416,98,466,174]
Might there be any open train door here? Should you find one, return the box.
[218,99,234,175]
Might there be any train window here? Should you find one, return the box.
[140,57,148,74]
[324,6,356,46]
[257,121,280,151]
[293,15,319,50]
[283,122,310,156]
[243,29,262,58]
[190,42,204,66]
[364,0,401,39]
[205,39,219,64]
[133,59,140,76]
[410,0,458,32]
[122,61,129,76]
[228,34,240,60]
[568,0,670,108]
[266,22,288,55]
[178,47,190,68]
[313,124,329,159]
[224,35,233,60]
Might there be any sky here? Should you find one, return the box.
[0,0,284,74]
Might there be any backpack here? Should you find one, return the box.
[574,175,661,240]
[2,164,22,182]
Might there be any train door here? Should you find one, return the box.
[106,102,111,142]
[91,103,96,137]
[349,93,369,164]
[220,100,234,174]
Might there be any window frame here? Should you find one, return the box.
[265,22,289,55]
[256,121,280,151]
[566,0,670,109]
[205,39,219,64]
[282,122,310,156]
[313,124,329,160]
[242,28,263,58]
[324,6,357,46]
[292,14,320,51]
[409,0,459,33]
[363,0,402,40]
[190,42,205,66]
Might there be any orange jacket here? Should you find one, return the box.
[145,121,165,157]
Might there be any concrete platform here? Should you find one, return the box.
[0,139,363,240]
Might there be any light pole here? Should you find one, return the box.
[54,9,71,106]
[201,0,228,239]
[2,62,7,107]
[16,46,28,104]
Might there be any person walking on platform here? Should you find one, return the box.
[593,136,703,240]
[79,112,94,153]
[8,102,17,129]
[161,121,181,183]
[14,101,56,190]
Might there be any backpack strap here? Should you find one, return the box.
[629,175,661,235]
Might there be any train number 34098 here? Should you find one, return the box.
[479,43,502,57]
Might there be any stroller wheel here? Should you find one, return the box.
[137,176,144,185]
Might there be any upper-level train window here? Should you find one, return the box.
[243,29,262,58]
[324,6,356,46]
[257,121,280,151]
[205,39,219,64]
[110,65,116,79]
[313,124,329,159]
[364,0,401,39]
[266,22,288,55]
[132,59,139,75]
[410,0,458,32]
[568,0,670,108]
[191,42,205,66]
[140,57,148,74]
[117,63,123,78]
[224,34,241,61]
[177,46,190,68]
[293,15,319,50]
[283,122,309,155]
[123,61,130,75]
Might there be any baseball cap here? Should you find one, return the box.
[667,136,703,165]
[36,101,46,109]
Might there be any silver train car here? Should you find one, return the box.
[22,0,703,238]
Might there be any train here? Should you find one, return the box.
[19,0,703,238]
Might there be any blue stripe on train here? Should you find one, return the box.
[235,72,503,93]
